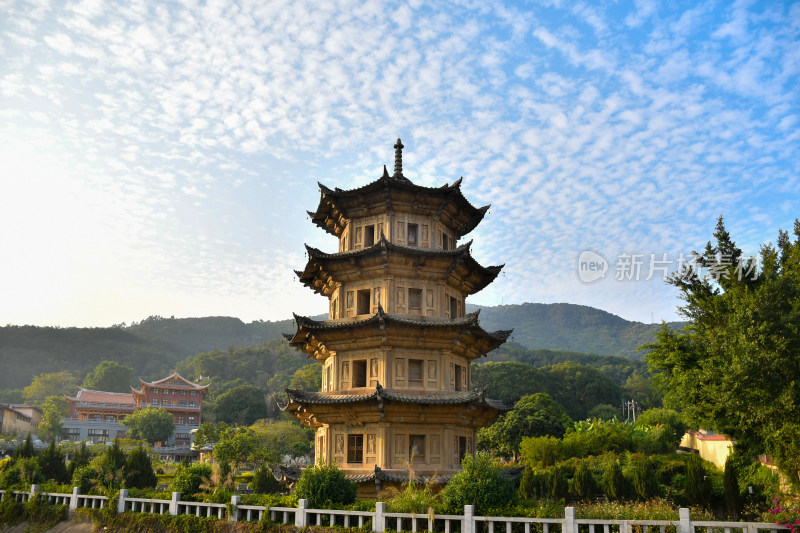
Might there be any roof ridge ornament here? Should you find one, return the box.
[393,138,404,178]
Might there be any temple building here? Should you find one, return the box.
[62,373,208,447]
[281,140,514,493]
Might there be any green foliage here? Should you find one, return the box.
[588,404,619,420]
[622,370,662,410]
[546,463,569,499]
[440,452,516,514]
[628,454,657,500]
[723,455,741,520]
[288,362,323,391]
[22,371,80,406]
[520,436,560,468]
[0,494,67,531]
[124,445,157,489]
[37,438,68,484]
[685,453,711,506]
[479,393,571,458]
[251,464,282,494]
[122,407,175,444]
[39,395,69,441]
[72,465,94,494]
[213,426,258,474]
[15,434,35,458]
[193,421,228,449]
[572,460,595,500]
[0,459,23,489]
[645,217,800,481]
[635,408,687,448]
[170,462,213,500]
[384,480,440,513]
[212,384,268,426]
[250,420,314,463]
[67,442,91,479]
[82,360,137,392]
[601,459,625,500]
[293,462,357,508]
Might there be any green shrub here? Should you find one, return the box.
[251,464,282,494]
[628,454,658,500]
[293,463,356,508]
[0,459,22,489]
[519,436,560,468]
[547,464,568,500]
[685,454,710,506]
[572,460,595,500]
[384,480,440,513]
[37,439,68,484]
[72,465,95,494]
[601,459,625,500]
[169,462,213,500]
[124,445,157,490]
[440,452,516,514]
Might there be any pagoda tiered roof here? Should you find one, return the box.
[308,169,489,239]
[278,383,515,428]
[285,306,512,361]
[295,235,503,297]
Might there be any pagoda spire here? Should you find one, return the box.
[393,138,404,178]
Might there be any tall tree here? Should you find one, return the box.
[22,371,80,406]
[212,384,268,426]
[82,361,137,393]
[478,393,570,459]
[121,407,175,444]
[124,445,157,489]
[38,438,68,483]
[39,396,69,441]
[646,217,800,482]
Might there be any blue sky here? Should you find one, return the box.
[1,0,798,327]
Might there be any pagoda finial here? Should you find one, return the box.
[393,138,404,178]
[382,165,390,179]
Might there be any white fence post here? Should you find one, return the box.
[169,492,181,516]
[30,484,40,501]
[564,507,576,533]
[464,505,475,533]
[117,489,128,513]
[69,487,80,511]
[374,501,386,533]
[295,498,308,527]
[229,495,240,522]
[678,508,691,533]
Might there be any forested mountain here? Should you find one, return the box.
[469,302,683,358]
[0,303,673,393]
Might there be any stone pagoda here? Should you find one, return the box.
[281,139,514,493]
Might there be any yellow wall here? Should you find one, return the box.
[680,430,733,469]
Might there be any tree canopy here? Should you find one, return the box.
[212,384,268,426]
[82,361,137,393]
[121,407,175,444]
[22,371,80,406]
[646,217,800,482]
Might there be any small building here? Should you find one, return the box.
[62,373,208,446]
[679,429,733,469]
[0,404,42,436]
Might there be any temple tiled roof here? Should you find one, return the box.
[286,306,512,360]
[279,383,516,412]
[308,170,489,238]
[72,389,137,405]
[296,235,503,297]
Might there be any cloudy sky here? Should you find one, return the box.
[1,0,798,328]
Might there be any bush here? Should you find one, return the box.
[293,463,356,508]
[251,464,282,494]
[572,460,595,500]
[72,465,95,494]
[124,445,157,490]
[169,463,213,500]
[627,454,658,500]
[440,452,516,514]
[685,454,711,506]
[601,459,625,500]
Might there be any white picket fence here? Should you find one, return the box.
[0,485,791,533]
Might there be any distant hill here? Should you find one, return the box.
[468,302,684,359]
[0,303,682,392]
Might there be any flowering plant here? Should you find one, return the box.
[770,496,800,533]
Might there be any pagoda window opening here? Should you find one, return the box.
[353,360,367,387]
[455,365,465,391]
[407,223,418,246]
[458,436,467,462]
[442,233,450,250]
[331,297,339,319]
[357,289,371,315]
[409,435,426,461]
[449,295,459,318]
[364,225,375,246]
[347,434,364,463]
[409,288,422,311]
[408,359,424,384]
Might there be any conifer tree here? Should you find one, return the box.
[37,438,68,483]
[15,434,35,459]
[124,445,157,489]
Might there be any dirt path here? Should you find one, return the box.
[1,518,94,533]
